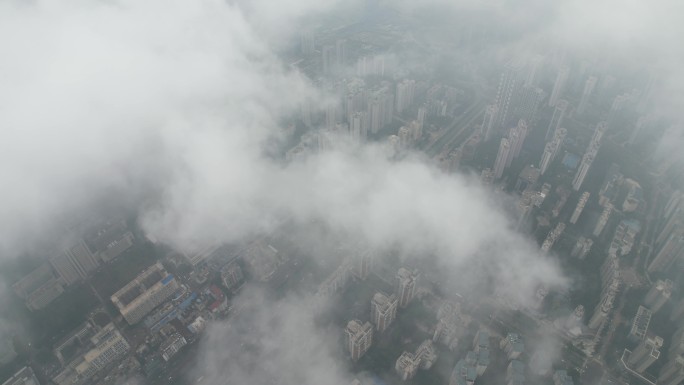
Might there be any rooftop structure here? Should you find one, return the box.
[52,324,130,385]
[85,219,134,263]
[2,367,40,385]
[628,306,652,341]
[396,268,417,308]
[500,333,525,360]
[110,262,180,324]
[370,292,398,333]
[395,352,420,380]
[12,263,65,311]
[160,333,187,362]
[345,320,373,361]
[553,370,574,385]
[626,335,663,373]
[644,279,673,313]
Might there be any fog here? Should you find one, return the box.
[1,0,682,383]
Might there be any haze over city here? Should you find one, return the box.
[1,1,683,385]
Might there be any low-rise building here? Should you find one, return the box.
[160,334,187,362]
[52,324,130,385]
[111,262,180,324]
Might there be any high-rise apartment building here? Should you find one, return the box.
[570,192,590,224]
[546,100,568,141]
[570,237,593,259]
[644,279,673,313]
[396,268,418,308]
[322,44,335,74]
[493,138,511,179]
[493,63,522,130]
[549,65,569,107]
[539,127,566,175]
[482,105,498,141]
[572,152,594,191]
[395,79,416,113]
[515,85,544,123]
[111,262,180,324]
[335,39,347,69]
[593,204,612,237]
[577,76,597,114]
[627,335,663,373]
[509,119,528,162]
[395,352,421,380]
[572,122,606,191]
[345,320,373,361]
[299,30,315,56]
[371,292,398,333]
[659,356,684,385]
[648,233,684,273]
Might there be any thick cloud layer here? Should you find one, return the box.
[2,0,682,383]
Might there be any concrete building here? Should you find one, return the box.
[570,192,590,224]
[85,220,134,263]
[593,204,612,237]
[352,249,373,280]
[493,63,522,130]
[52,324,130,385]
[577,76,597,114]
[481,104,498,141]
[345,320,373,361]
[628,306,652,341]
[670,326,684,357]
[2,367,40,385]
[160,333,187,362]
[321,44,335,74]
[644,279,673,313]
[50,239,100,286]
[493,138,511,179]
[371,292,398,333]
[571,237,593,259]
[539,127,566,175]
[110,262,180,325]
[546,100,568,141]
[516,85,544,123]
[508,120,528,162]
[220,262,244,290]
[541,222,566,252]
[549,65,570,107]
[649,232,684,273]
[473,330,489,353]
[608,219,641,257]
[553,370,574,385]
[506,360,525,384]
[659,355,684,385]
[671,298,684,322]
[415,340,438,369]
[626,335,663,373]
[12,263,65,311]
[572,151,595,191]
[396,268,417,308]
[335,39,347,69]
[573,122,606,191]
[500,333,525,360]
[449,358,477,385]
[299,29,314,56]
[395,352,420,380]
[395,79,416,113]
[0,339,17,366]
